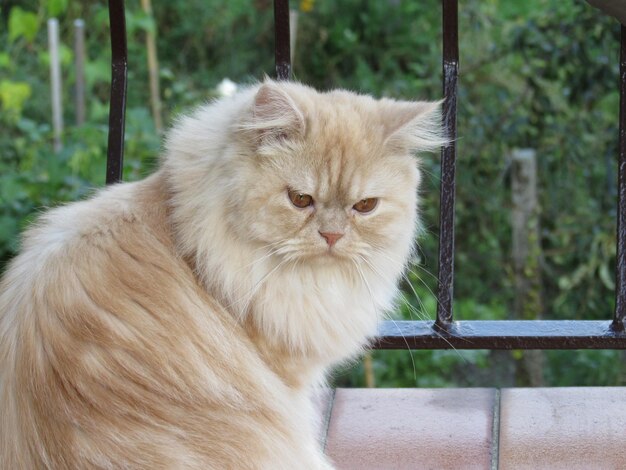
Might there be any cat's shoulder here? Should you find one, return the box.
[0,172,181,316]
[20,173,166,261]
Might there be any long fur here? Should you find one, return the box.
[0,80,443,469]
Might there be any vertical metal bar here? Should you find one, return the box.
[74,19,86,126]
[435,0,459,329]
[106,0,128,185]
[614,25,626,332]
[273,0,291,80]
[48,19,63,153]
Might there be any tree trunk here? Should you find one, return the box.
[140,0,163,133]
[511,149,545,387]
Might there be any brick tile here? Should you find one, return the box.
[325,388,496,470]
[499,387,626,470]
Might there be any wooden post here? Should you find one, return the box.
[511,149,544,386]
[140,0,163,133]
[74,19,86,126]
[289,9,298,67]
[48,18,63,152]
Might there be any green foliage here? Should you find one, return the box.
[8,7,39,43]
[0,80,32,121]
[1,0,623,387]
[45,0,68,17]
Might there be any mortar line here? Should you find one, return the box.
[321,388,336,452]
[491,388,502,470]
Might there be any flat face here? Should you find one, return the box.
[231,84,428,266]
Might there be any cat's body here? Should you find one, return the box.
[0,81,443,469]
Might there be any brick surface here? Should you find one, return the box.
[325,388,496,470]
[499,387,626,470]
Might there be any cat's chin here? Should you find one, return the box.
[293,248,354,266]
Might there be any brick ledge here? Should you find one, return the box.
[320,387,626,470]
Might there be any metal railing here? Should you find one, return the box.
[105,0,626,350]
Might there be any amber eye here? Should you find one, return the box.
[288,189,314,208]
[353,198,378,213]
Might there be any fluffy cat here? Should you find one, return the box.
[0,80,444,469]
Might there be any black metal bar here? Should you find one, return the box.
[106,0,128,185]
[372,320,626,350]
[435,0,459,329]
[614,25,626,332]
[273,0,291,80]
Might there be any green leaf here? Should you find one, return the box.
[0,80,32,121]
[8,7,40,43]
[47,0,68,17]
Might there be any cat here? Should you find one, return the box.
[0,80,444,469]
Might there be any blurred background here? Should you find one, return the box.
[1,0,624,388]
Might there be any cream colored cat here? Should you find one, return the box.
[0,80,444,469]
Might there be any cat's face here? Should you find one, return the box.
[228,82,443,267]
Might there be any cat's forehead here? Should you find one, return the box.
[308,92,384,141]
[269,86,420,200]
[286,141,410,202]
[308,96,394,197]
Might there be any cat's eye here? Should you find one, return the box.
[353,198,378,213]
[288,189,314,208]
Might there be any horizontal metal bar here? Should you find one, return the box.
[371,320,626,350]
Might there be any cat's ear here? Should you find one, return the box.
[383,100,447,154]
[239,82,306,149]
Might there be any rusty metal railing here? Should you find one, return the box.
[106,0,127,185]
[105,0,626,350]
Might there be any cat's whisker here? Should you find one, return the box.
[356,250,467,359]
[399,271,434,318]
[355,254,426,324]
[417,165,441,182]
[352,256,418,384]
[227,258,289,318]
[355,253,430,321]
[368,246,441,308]
[399,270,467,344]
[232,246,284,276]
[399,291,430,322]
[359,256,440,335]
[397,273,468,362]
[236,261,290,323]
[250,239,284,253]
[407,261,440,284]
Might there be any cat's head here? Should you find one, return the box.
[229,81,444,266]
[164,81,444,357]
[164,80,444,280]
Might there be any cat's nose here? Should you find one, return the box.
[319,231,344,247]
